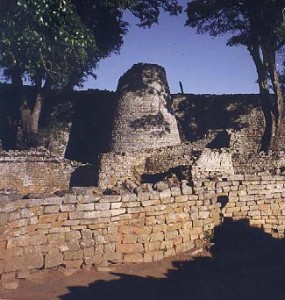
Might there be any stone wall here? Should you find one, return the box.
[111,64,181,152]
[1,171,285,286]
[172,94,267,153]
[98,143,202,190]
[0,181,219,284]
[0,150,75,195]
[195,148,234,176]
[193,172,285,238]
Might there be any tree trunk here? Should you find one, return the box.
[249,43,274,152]
[20,91,43,148]
[263,43,284,150]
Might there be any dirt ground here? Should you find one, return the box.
[1,218,285,300]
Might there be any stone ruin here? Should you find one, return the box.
[99,63,192,190]
[2,63,285,289]
[111,63,181,152]
[97,63,285,191]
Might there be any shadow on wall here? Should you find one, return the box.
[173,94,263,143]
[65,90,117,164]
[59,218,285,300]
[69,164,99,187]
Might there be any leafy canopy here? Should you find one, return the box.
[0,0,181,89]
[186,0,285,51]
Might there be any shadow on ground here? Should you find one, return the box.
[59,218,285,300]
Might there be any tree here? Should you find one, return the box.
[186,0,285,151]
[0,0,181,147]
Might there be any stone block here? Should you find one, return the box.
[165,213,177,224]
[164,249,176,258]
[1,281,19,290]
[7,236,29,248]
[83,211,101,219]
[39,214,58,223]
[160,189,171,199]
[64,260,83,269]
[29,234,47,245]
[69,211,84,220]
[111,202,122,209]
[144,241,161,251]
[133,226,152,235]
[64,250,83,260]
[116,243,143,254]
[104,243,116,253]
[17,270,30,279]
[138,234,150,243]
[165,230,178,241]
[63,195,77,204]
[60,204,76,212]
[8,211,20,222]
[149,232,164,242]
[44,205,60,214]
[45,252,63,268]
[175,195,188,203]
[122,234,137,244]
[137,192,150,201]
[103,252,123,263]
[66,241,80,251]
[171,186,181,197]
[124,253,143,263]
[141,200,160,207]
[58,212,68,221]
[122,193,137,202]
[77,203,95,211]
[110,208,126,216]
[44,197,63,205]
[199,211,210,219]
[182,185,193,195]
[127,207,144,214]
[101,195,122,203]
[26,254,44,270]
[175,241,195,254]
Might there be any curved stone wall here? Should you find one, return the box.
[1,172,285,287]
[111,63,181,152]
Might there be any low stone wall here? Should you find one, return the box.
[1,172,285,286]
[98,143,202,190]
[98,152,146,189]
[195,148,234,175]
[0,182,219,284]
[0,150,75,195]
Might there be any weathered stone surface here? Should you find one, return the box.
[116,243,143,254]
[1,281,19,290]
[45,252,63,268]
[124,253,143,263]
[110,63,181,153]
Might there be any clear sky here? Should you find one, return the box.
[82,6,260,95]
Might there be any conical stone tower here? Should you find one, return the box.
[111,63,181,152]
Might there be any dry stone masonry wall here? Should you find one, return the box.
[111,63,181,152]
[172,94,267,153]
[0,150,75,195]
[1,170,285,285]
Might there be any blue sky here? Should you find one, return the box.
[83,7,259,94]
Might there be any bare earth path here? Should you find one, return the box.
[1,218,285,300]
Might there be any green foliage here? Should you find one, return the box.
[0,0,181,90]
[186,0,285,50]
[0,0,100,88]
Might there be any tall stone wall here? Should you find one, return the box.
[0,150,75,195]
[111,64,181,152]
[172,94,267,153]
[1,171,285,287]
